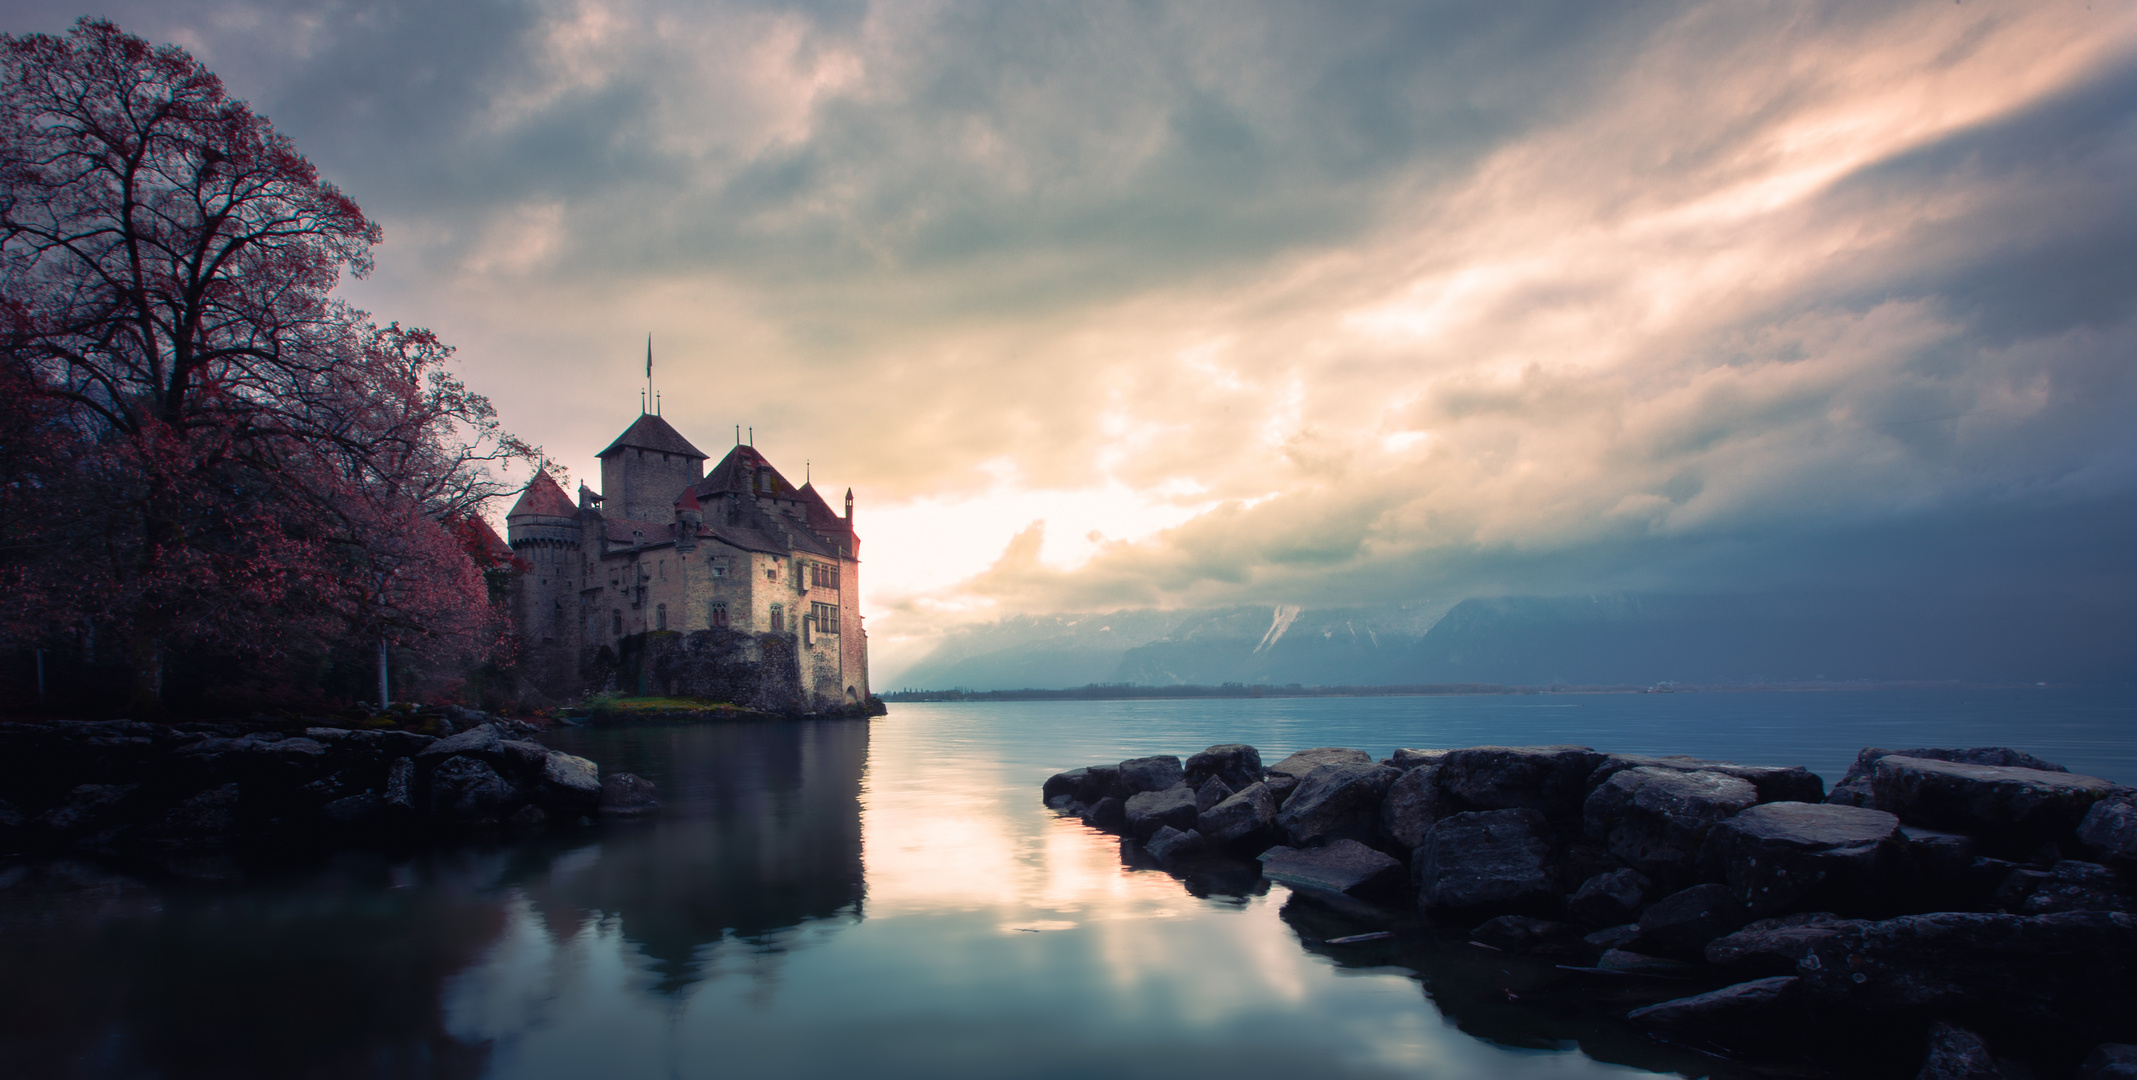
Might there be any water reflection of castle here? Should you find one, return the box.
[523,720,869,994]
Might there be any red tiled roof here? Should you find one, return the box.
[506,472,576,519]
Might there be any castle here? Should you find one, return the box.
[503,412,869,710]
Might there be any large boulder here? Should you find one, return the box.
[598,772,661,816]
[1185,744,1263,791]
[429,756,519,822]
[1593,754,1825,805]
[1265,747,1372,782]
[1125,784,1198,840]
[1583,766,1759,887]
[537,751,602,815]
[1042,767,1090,804]
[1143,825,1207,867]
[2014,861,2136,915]
[1197,782,1277,849]
[1705,912,1857,973]
[1626,976,1798,1030]
[415,724,505,761]
[1118,755,1185,795]
[2082,1045,2137,1080]
[1568,868,1652,927]
[1387,748,1450,771]
[1635,883,1752,957]
[1915,1022,2015,1080]
[36,784,138,835]
[1077,764,1123,803]
[1868,756,2124,851]
[1794,910,2137,1026]
[1259,840,1405,896]
[1194,776,1234,815]
[1414,809,1556,910]
[2079,796,2137,864]
[1275,762,1400,847]
[1703,801,1904,916]
[1827,746,2069,807]
[1436,745,1607,819]
[1381,763,1450,849]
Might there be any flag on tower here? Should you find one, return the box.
[646,334,652,378]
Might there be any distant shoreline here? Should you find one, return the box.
[877,680,2075,703]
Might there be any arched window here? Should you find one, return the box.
[612,610,623,637]
[769,604,784,633]
[710,601,727,627]
[656,603,667,630]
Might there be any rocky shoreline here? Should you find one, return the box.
[0,716,662,856]
[1045,744,2137,1078]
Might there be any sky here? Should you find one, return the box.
[11,1,2136,679]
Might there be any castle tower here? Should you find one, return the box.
[505,471,584,692]
[598,413,708,521]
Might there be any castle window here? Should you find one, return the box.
[612,610,623,636]
[657,603,667,630]
[811,601,839,632]
[710,601,727,627]
[809,562,840,590]
[766,566,778,582]
[659,560,666,580]
[769,604,784,633]
[710,564,726,579]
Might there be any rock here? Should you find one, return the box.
[1144,825,1207,866]
[1118,755,1185,795]
[147,783,241,842]
[1869,756,2124,850]
[1124,784,1198,840]
[383,757,416,811]
[1263,774,1300,809]
[36,784,138,834]
[1083,796,1127,832]
[2081,1045,2137,1080]
[1266,747,1372,783]
[1596,949,1697,976]
[1584,766,1758,886]
[1703,801,1904,916]
[1078,764,1122,802]
[1195,776,1234,815]
[1636,883,1752,957]
[1585,924,1641,949]
[1915,1021,2014,1080]
[2079,796,2137,863]
[1436,745,1606,818]
[1197,782,1277,849]
[1827,746,2070,807]
[1259,839,1405,895]
[537,751,602,814]
[1569,868,1652,927]
[1705,913,1854,972]
[415,724,505,759]
[1627,976,1798,1028]
[1795,910,2137,1025]
[322,791,383,825]
[1387,748,1450,771]
[1414,809,1556,910]
[597,772,661,816]
[1275,762,1400,847]
[1046,793,1078,813]
[1184,744,1263,790]
[2019,860,2136,914]
[507,804,549,828]
[1381,764,1449,850]
[1901,826,1978,877]
[1593,754,1825,805]
[1043,768,1090,804]
[1991,868,2051,911]
[1470,915,1569,951]
[429,756,518,822]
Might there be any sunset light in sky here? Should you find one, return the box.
[17,1,2133,681]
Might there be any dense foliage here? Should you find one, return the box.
[0,20,541,712]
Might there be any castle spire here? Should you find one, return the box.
[644,333,653,415]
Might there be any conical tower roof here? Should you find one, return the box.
[598,413,707,460]
[506,472,577,518]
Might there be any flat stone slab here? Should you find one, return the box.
[1259,839,1404,895]
[1593,754,1824,804]
[1266,747,1373,781]
[1869,756,2125,842]
[1705,801,1903,915]
[1627,976,1798,1027]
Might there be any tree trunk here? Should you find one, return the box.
[377,637,390,710]
[128,633,164,716]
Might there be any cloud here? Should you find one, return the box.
[11,0,2135,653]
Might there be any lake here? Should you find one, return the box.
[1,688,2130,1078]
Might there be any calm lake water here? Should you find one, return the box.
[2,688,2131,1079]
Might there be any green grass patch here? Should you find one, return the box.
[572,694,765,724]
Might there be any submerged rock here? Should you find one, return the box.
[597,772,662,816]
[1260,840,1404,896]
[1144,825,1207,867]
